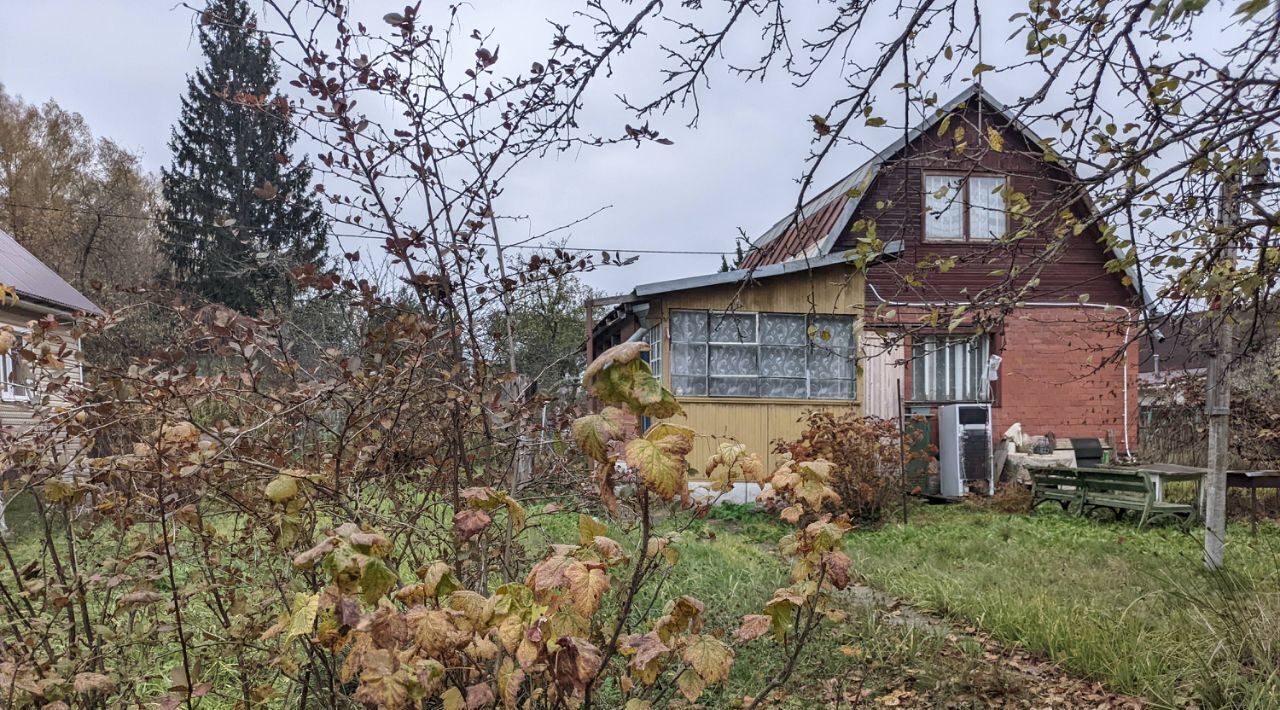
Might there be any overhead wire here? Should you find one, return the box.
[0,199,735,256]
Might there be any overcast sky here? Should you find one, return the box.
[0,1,1053,296]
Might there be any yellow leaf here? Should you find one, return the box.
[625,425,694,500]
[440,686,465,710]
[682,634,733,683]
[266,474,300,502]
[578,514,609,547]
[286,593,319,641]
[564,562,611,616]
[987,125,1004,152]
[677,669,706,702]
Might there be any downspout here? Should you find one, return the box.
[866,283,1135,460]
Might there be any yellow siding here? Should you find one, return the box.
[647,263,866,479]
[680,400,853,473]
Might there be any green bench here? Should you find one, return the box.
[1029,466,1200,529]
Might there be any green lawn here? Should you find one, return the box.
[532,504,1103,707]
[842,503,1280,708]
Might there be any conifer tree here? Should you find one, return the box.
[161,0,325,314]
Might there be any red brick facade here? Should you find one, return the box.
[890,306,1139,454]
[991,307,1139,452]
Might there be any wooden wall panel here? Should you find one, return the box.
[835,100,1136,309]
[860,331,905,420]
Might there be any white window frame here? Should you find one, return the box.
[667,309,856,401]
[923,172,1008,242]
[0,327,29,403]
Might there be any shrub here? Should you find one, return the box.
[987,482,1033,513]
[775,411,920,524]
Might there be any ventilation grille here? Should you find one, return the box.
[961,429,992,481]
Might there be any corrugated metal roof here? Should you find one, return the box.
[633,241,904,298]
[0,228,103,314]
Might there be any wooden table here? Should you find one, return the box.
[1116,464,1280,533]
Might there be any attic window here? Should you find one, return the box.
[924,173,1007,241]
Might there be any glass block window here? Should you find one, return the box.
[910,335,991,402]
[667,309,856,400]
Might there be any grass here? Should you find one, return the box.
[842,503,1280,708]
[14,490,1274,707]
[523,503,1068,707]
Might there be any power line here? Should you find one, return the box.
[0,199,734,256]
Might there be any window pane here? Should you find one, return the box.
[760,345,806,377]
[645,325,662,368]
[760,313,806,345]
[810,315,854,349]
[925,175,964,239]
[709,313,756,343]
[969,176,1006,239]
[672,375,707,397]
[710,377,759,397]
[910,340,930,400]
[709,344,757,376]
[671,343,707,376]
[809,346,854,380]
[761,377,807,398]
[670,310,707,343]
[910,335,989,402]
[810,378,854,400]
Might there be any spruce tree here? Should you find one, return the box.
[161,0,326,315]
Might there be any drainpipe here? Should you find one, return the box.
[866,283,1136,460]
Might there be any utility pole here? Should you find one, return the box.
[1204,171,1241,571]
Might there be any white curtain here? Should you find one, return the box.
[911,335,991,402]
[925,175,964,239]
[968,176,1006,239]
[666,309,856,400]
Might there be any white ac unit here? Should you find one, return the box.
[938,403,994,497]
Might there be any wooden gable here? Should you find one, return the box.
[845,99,1134,307]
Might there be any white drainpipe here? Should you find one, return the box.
[866,283,1135,460]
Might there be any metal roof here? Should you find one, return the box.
[631,241,904,298]
[0,228,103,314]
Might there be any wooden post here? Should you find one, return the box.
[898,378,908,525]
[1204,175,1239,571]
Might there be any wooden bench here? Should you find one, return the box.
[1029,466,1083,513]
[1029,466,1199,529]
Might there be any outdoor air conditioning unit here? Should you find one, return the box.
[938,403,994,497]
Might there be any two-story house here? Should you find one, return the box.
[589,87,1147,492]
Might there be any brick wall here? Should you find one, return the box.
[995,307,1139,452]
[895,306,1139,454]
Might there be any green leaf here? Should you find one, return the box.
[570,407,625,463]
[625,425,695,500]
[360,558,399,605]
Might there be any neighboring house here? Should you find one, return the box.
[590,86,1147,491]
[0,227,102,437]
